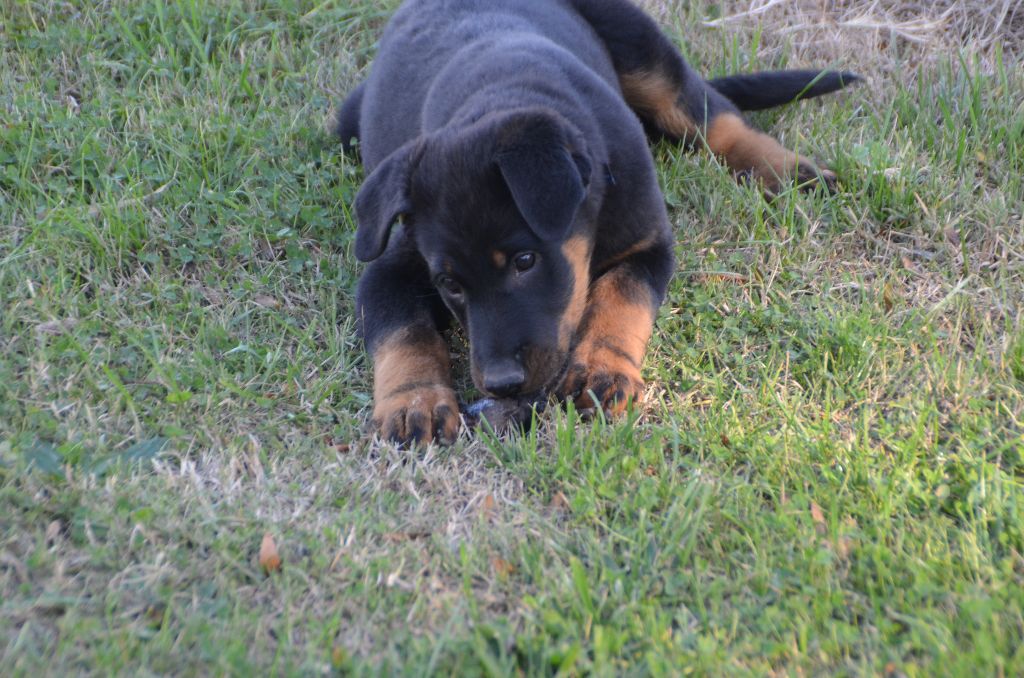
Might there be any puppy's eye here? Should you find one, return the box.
[513,252,536,273]
[436,275,463,297]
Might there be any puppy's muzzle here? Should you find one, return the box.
[481,359,526,398]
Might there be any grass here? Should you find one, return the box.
[2,0,1022,674]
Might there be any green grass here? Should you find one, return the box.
[2,0,1023,674]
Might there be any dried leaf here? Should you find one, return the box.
[810,501,826,535]
[835,535,855,560]
[882,282,896,312]
[480,493,497,518]
[490,556,515,578]
[325,436,351,453]
[549,491,570,513]
[259,532,281,573]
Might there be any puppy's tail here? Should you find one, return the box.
[334,81,365,154]
[708,69,860,111]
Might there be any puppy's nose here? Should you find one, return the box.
[482,362,526,398]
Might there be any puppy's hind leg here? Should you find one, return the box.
[571,0,838,193]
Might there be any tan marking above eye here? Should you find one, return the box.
[491,250,507,269]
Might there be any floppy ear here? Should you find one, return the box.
[495,115,591,241]
[354,141,420,262]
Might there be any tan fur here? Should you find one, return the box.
[580,275,654,371]
[564,271,656,414]
[618,73,818,190]
[619,70,697,139]
[372,329,458,443]
[490,250,507,269]
[705,112,801,183]
[558,235,591,350]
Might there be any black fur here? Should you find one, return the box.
[337,0,857,445]
[352,137,419,262]
[335,80,364,154]
[710,70,862,111]
[494,112,592,243]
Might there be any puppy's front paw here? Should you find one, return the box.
[558,346,644,417]
[373,384,459,446]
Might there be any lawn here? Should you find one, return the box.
[2,0,1022,674]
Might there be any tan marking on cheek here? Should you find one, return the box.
[619,70,697,139]
[491,250,507,269]
[372,329,451,403]
[706,112,798,178]
[558,235,591,349]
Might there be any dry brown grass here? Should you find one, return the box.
[643,0,1023,71]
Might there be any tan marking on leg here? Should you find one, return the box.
[372,328,458,444]
[373,329,450,401]
[705,112,834,191]
[490,250,507,269]
[558,235,591,351]
[560,271,656,416]
[619,75,834,192]
[619,70,697,139]
[580,275,655,371]
[706,113,795,174]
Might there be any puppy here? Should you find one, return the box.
[336,0,857,445]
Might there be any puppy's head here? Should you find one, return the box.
[354,108,595,398]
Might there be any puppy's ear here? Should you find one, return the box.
[354,141,421,262]
[495,113,591,242]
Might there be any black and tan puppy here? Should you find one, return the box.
[337,0,857,445]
